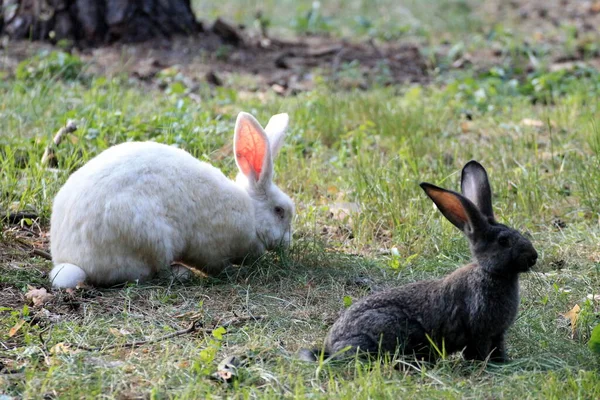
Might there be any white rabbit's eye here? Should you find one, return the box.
[274,206,285,219]
[498,236,510,247]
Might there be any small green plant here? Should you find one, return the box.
[588,324,600,355]
[343,295,353,308]
[293,1,332,35]
[442,64,600,111]
[194,326,227,376]
[15,51,85,83]
[389,249,419,271]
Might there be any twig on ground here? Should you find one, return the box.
[218,314,266,329]
[1,211,39,224]
[68,320,202,351]
[10,236,51,260]
[31,248,52,260]
[331,47,349,76]
[39,326,53,353]
[65,315,266,352]
[0,361,25,375]
[368,38,385,59]
[68,319,204,352]
[41,120,78,166]
[307,44,344,57]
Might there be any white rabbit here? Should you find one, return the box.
[49,112,295,288]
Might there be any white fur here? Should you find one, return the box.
[264,113,290,156]
[50,112,294,288]
[50,263,87,288]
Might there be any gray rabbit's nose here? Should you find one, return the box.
[528,252,538,267]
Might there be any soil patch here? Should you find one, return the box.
[1,26,428,93]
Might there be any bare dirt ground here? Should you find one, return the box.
[1,26,428,94]
[483,0,600,46]
[3,0,600,95]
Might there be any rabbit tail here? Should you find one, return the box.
[50,263,87,288]
[298,348,330,362]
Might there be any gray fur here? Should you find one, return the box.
[309,161,537,363]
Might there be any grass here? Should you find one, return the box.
[192,0,483,41]
[2,1,600,398]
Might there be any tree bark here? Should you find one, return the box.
[0,1,4,34]
[1,0,201,45]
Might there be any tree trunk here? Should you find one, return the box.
[1,0,201,45]
[0,1,4,34]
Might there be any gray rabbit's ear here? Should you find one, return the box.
[461,160,495,222]
[420,183,488,234]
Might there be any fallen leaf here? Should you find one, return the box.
[174,311,204,320]
[345,275,375,290]
[210,355,248,384]
[67,134,79,144]
[549,61,577,73]
[123,365,136,373]
[562,304,581,338]
[460,121,473,133]
[8,320,26,337]
[587,294,600,301]
[327,185,340,195]
[329,201,360,222]
[109,328,121,336]
[85,356,125,368]
[587,252,600,263]
[109,327,133,336]
[271,83,286,95]
[521,118,544,127]
[75,282,90,289]
[25,286,55,307]
[50,342,75,355]
[212,368,234,383]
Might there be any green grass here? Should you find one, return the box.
[192,0,483,41]
[2,1,600,398]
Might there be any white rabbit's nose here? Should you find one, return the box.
[275,228,292,249]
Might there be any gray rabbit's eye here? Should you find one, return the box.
[498,236,510,247]
[274,206,285,219]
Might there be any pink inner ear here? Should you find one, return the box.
[235,119,267,179]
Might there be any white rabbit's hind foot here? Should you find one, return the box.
[170,263,195,281]
[50,263,87,289]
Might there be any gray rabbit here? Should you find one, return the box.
[302,161,537,363]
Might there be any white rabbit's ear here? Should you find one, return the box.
[264,113,289,158]
[234,112,273,186]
